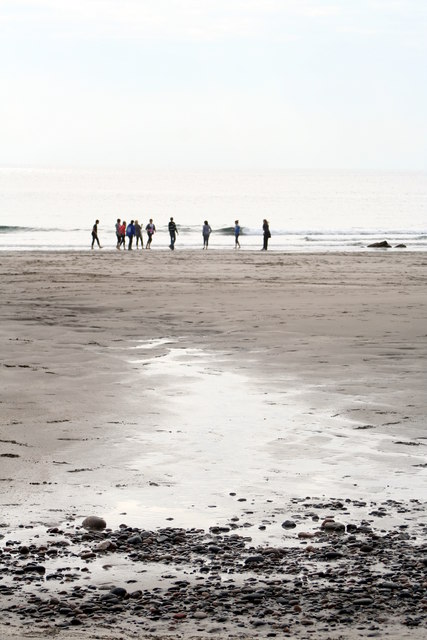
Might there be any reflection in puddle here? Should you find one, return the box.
[128,338,173,350]
[99,342,427,543]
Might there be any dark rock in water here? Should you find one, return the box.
[395,244,406,248]
[82,516,107,531]
[281,520,297,529]
[127,535,142,545]
[367,240,391,248]
[110,587,127,598]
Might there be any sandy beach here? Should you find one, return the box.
[0,249,426,639]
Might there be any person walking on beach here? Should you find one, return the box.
[115,218,121,249]
[145,219,156,248]
[119,221,126,249]
[262,219,271,250]
[134,220,143,248]
[168,217,178,250]
[234,220,241,249]
[126,220,136,250]
[202,220,212,249]
[91,220,102,249]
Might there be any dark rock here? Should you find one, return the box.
[367,240,391,248]
[324,551,344,560]
[281,520,297,529]
[322,521,345,532]
[70,617,83,625]
[395,244,406,248]
[24,563,46,575]
[82,516,107,531]
[208,545,221,553]
[244,555,265,566]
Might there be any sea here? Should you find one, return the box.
[0,168,426,252]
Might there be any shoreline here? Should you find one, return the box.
[1,244,426,253]
[0,250,426,637]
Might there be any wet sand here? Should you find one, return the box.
[0,250,426,638]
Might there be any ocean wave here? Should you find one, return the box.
[215,226,235,235]
[0,225,33,233]
[0,225,84,234]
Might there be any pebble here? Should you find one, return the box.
[0,496,424,638]
[82,516,107,532]
[281,520,297,529]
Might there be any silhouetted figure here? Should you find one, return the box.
[262,219,270,250]
[134,220,143,248]
[168,217,178,250]
[202,221,212,249]
[91,220,102,249]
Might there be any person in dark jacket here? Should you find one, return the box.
[134,220,143,248]
[91,220,102,249]
[262,219,271,250]
[168,217,178,250]
[202,221,212,249]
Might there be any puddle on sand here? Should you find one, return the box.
[96,344,427,543]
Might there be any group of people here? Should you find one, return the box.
[114,218,158,250]
[91,218,271,250]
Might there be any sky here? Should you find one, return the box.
[0,0,426,170]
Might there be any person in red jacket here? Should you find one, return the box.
[118,221,126,249]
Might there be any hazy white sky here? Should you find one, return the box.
[0,0,426,169]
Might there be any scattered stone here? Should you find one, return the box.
[321,520,345,532]
[1,497,425,636]
[94,540,114,552]
[281,520,297,529]
[324,551,344,560]
[82,516,107,531]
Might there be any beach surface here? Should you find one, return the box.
[0,250,426,639]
